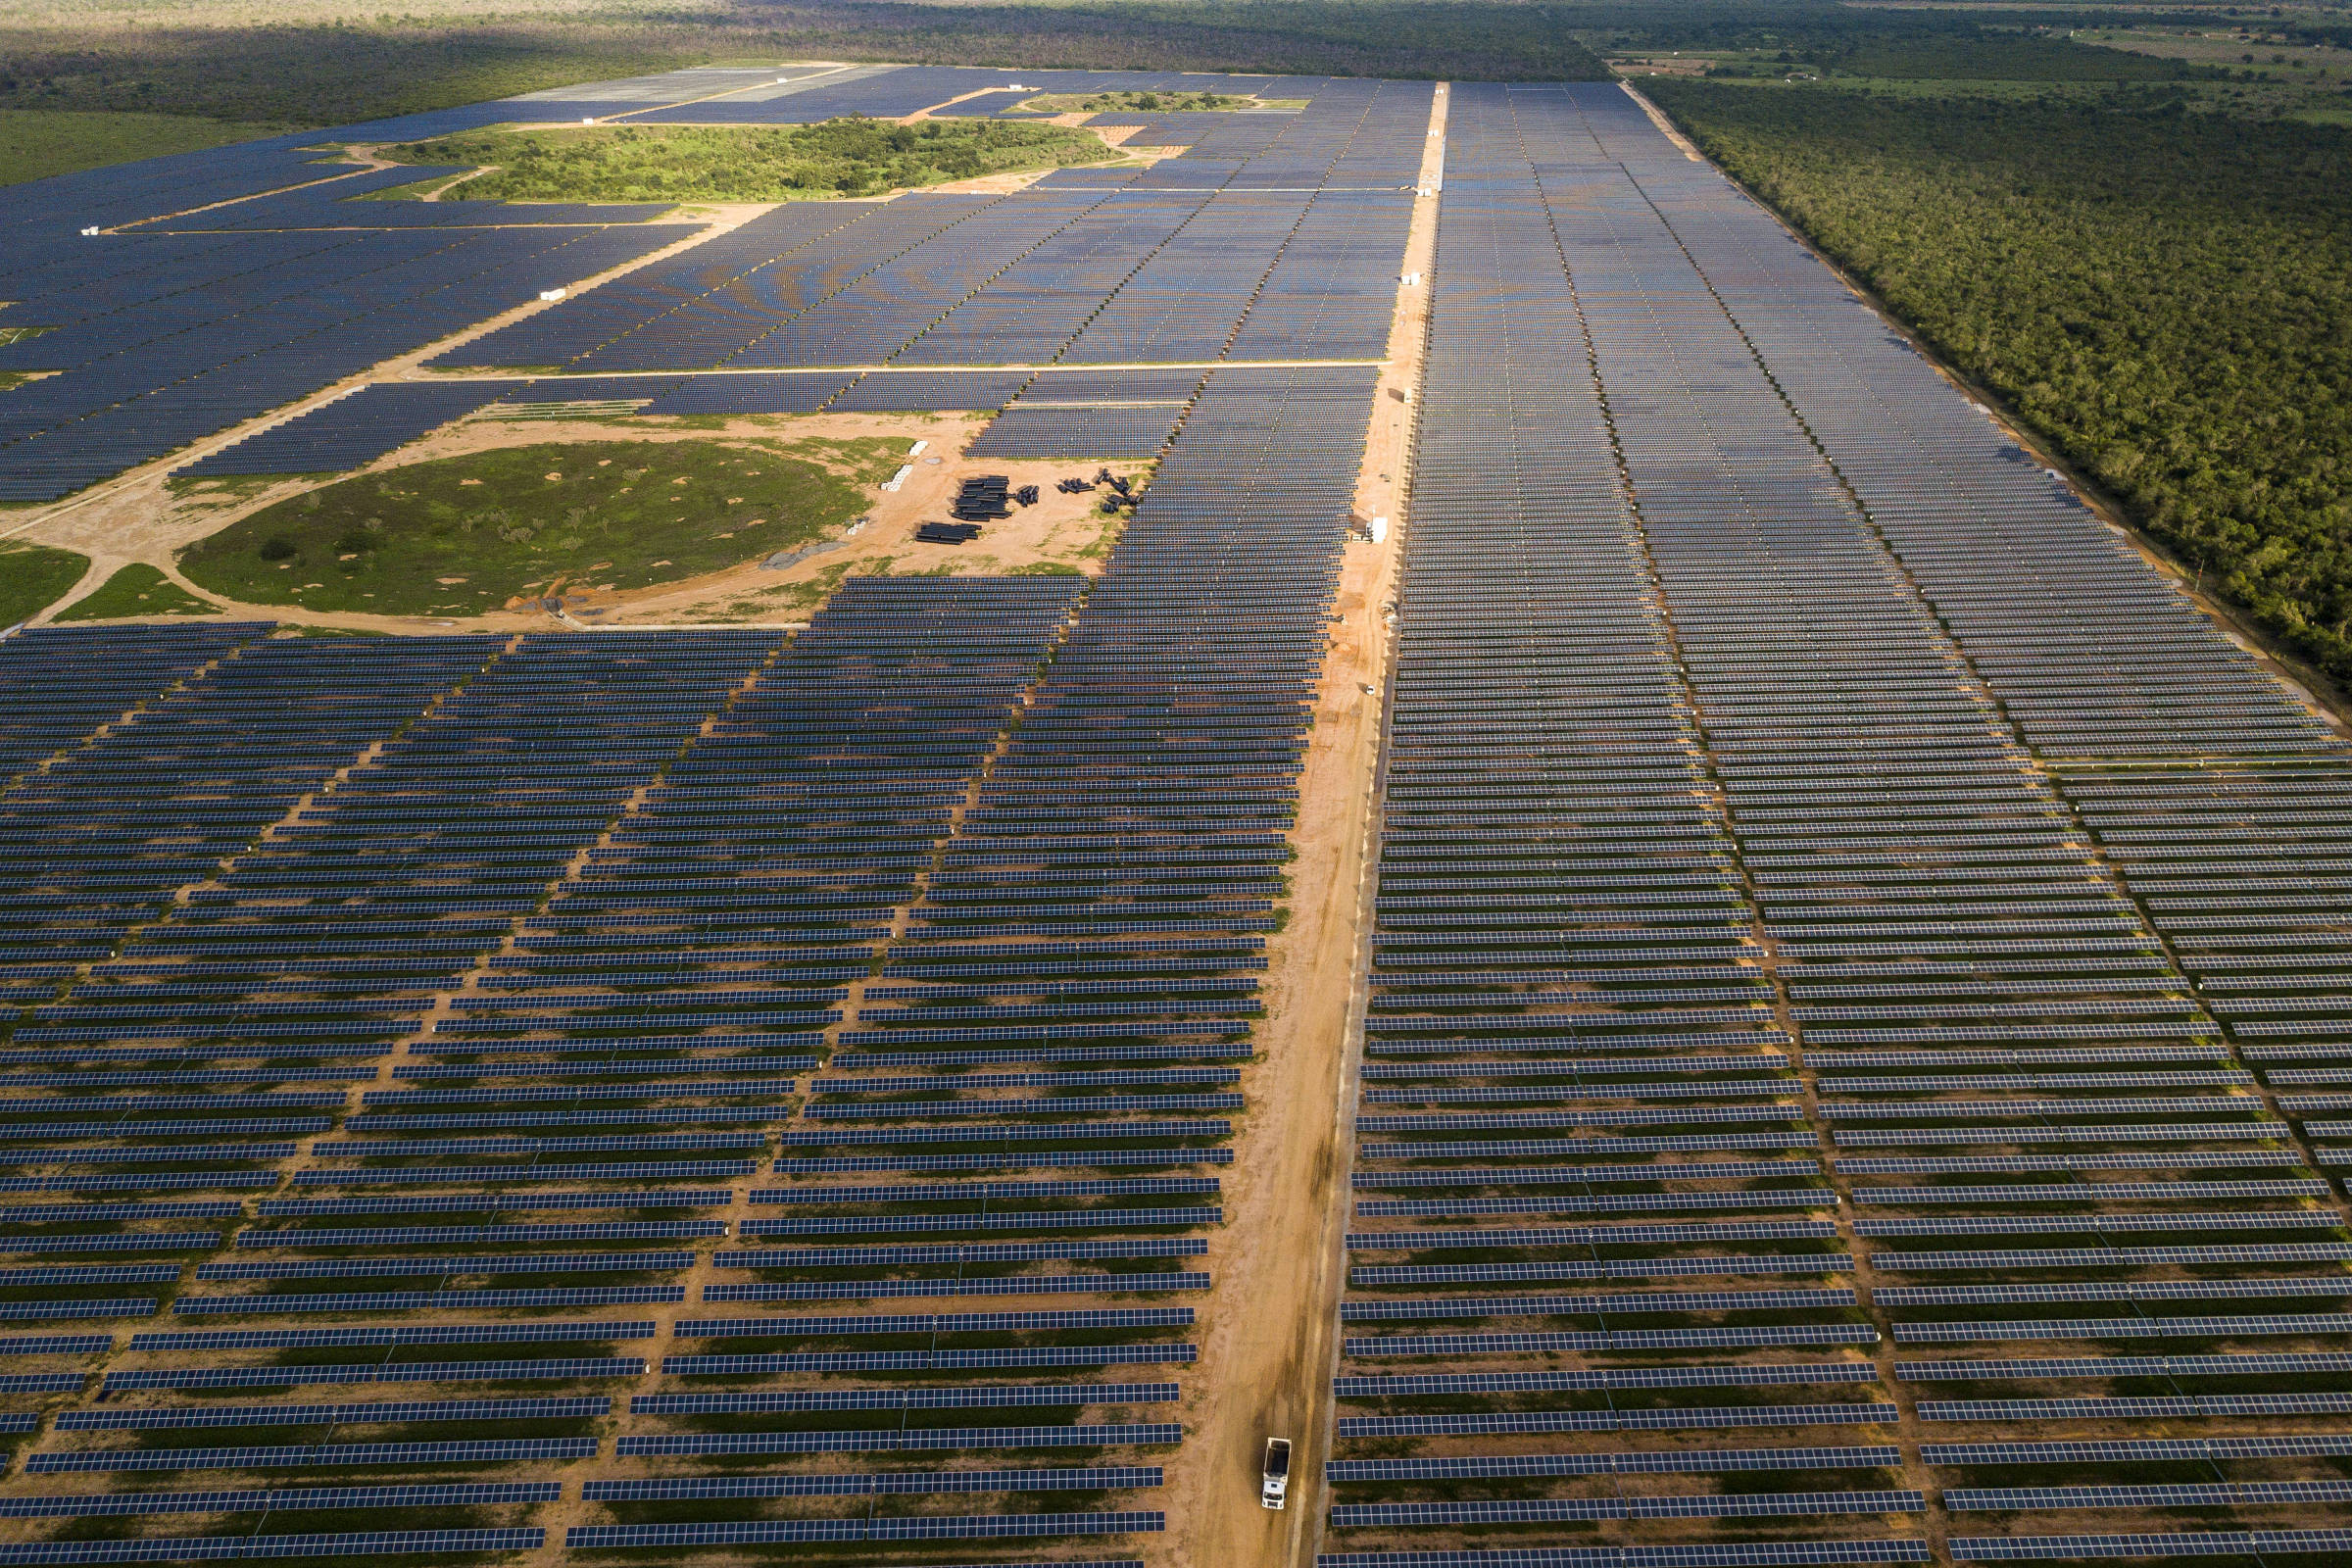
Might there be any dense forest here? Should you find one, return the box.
[1644,76,2352,681]
[1591,4,2259,59]
[1697,32,2224,81]
[381,119,1118,201]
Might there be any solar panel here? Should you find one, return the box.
[1346,1327,1879,1353]
[1895,1313,2352,1342]
[1945,1482,2352,1510]
[564,1516,1164,1545]
[1879,1280,2352,1305]
[195,1251,693,1279]
[1874,1247,2352,1269]
[1340,1289,1856,1320]
[613,1423,1179,1455]
[1898,1353,2352,1381]
[0,1483,560,1517]
[660,1346,1192,1374]
[0,1532,545,1562]
[175,1287,684,1313]
[1326,1446,1905,1481]
[24,1440,600,1473]
[57,1396,609,1429]
[632,1382,1180,1413]
[1857,1213,2337,1237]
[1317,1544,1931,1565]
[1919,1396,2352,1421]
[102,1358,645,1391]
[1327,1493,1925,1525]
[1948,1533,2352,1560]
[1337,1365,1881,1397]
[673,1308,1192,1337]
[1921,1437,2352,1465]
[580,1466,1160,1498]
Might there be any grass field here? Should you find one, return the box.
[53,564,219,620]
[0,541,88,623]
[178,437,903,615]
[377,117,1118,201]
[0,108,292,185]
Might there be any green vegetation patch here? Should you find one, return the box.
[1646,74,2352,684]
[378,118,1119,204]
[0,539,87,624]
[1698,34,2227,82]
[180,437,899,616]
[0,108,291,186]
[55,564,218,621]
[1025,89,1266,113]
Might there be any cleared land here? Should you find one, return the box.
[377,118,1121,202]
[177,436,897,615]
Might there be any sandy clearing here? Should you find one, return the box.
[1154,81,1446,1568]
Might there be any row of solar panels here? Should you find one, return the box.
[1323,76,2352,1566]
[0,311,1395,1557]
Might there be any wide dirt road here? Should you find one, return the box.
[1157,79,1447,1568]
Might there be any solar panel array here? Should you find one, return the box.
[0,53,1425,1567]
[1320,75,2352,1568]
[0,62,1442,495]
[422,78,1427,474]
[0,63,1341,497]
[0,152,689,497]
[18,50,2346,1568]
[170,382,510,477]
[0,578,1196,1548]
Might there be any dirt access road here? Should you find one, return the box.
[1155,80,1446,1568]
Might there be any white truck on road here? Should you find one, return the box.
[1261,1437,1293,1509]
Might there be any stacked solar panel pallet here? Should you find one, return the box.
[1316,79,2352,1568]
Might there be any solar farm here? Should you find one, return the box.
[0,47,2350,1568]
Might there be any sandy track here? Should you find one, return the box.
[1158,81,1446,1568]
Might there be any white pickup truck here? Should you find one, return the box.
[1260,1437,1293,1509]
